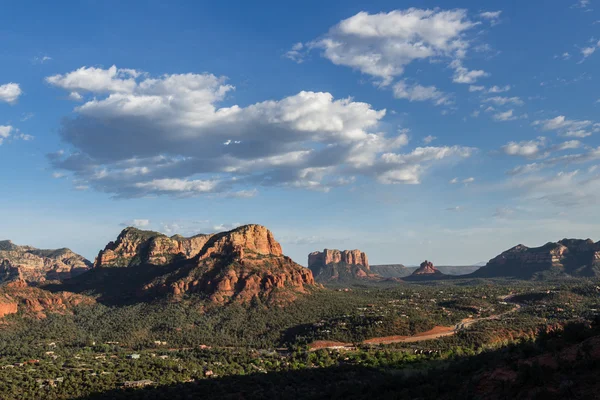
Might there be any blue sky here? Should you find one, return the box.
[1,0,600,265]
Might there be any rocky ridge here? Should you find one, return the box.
[144,225,314,303]
[474,239,600,279]
[0,240,91,284]
[89,225,315,304]
[93,228,213,268]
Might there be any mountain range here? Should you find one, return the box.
[2,230,600,317]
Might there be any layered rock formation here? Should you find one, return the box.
[85,225,315,304]
[474,239,600,279]
[308,249,369,270]
[93,228,213,268]
[308,249,380,283]
[143,225,314,303]
[412,260,442,276]
[0,240,91,284]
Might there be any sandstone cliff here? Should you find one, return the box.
[93,228,213,268]
[474,239,600,279]
[0,240,91,284]
[142,225,314,304]
[308,249,380,283]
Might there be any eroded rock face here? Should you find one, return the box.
[0,240,91,284]
[308,249,369,269]
[93,228,213,268]
[0,280,95,319]
[307,249,378,283]
[475,239,600,279]
[412,260,441,275]
[143,225,314,304]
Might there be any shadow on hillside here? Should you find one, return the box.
[42,262,189,306]
[75,318,600,400]
[76,365,441,400]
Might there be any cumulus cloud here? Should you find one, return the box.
[0,83,22,104]
[46,66,474,197]
[502,137,547,158]
[392,80,452,106]
[289,8,487,86]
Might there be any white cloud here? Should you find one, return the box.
[533,115,598,137]
[451,61,490,84]
[423,135,436,144]
[32,55,52,64]
[46,65,140,93]
[0,125,12,145]
[392,80,452,106]
[493,109,517,121]
[0,125,32,145]
[285,42,306,63]
[479,11,502,25]
[469,85,485,92]
[0,83,22,104]
[578,39,600,62]
[134,179,220,195]
[450,176,475,184]
[483,96,524,106]
[68,92,83,101]
[46,66,474,197]
[292,8,483,86]
[488,85,511,93]
[502,137,547,157]
[120,219,151,228]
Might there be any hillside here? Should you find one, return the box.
[473,239,600,279]
[0,240,91,284]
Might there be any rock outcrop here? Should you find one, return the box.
[412,260,442,276]
[308,249,379,283]
[0,280,94,319]
[142,225,314,304]
[308,249,369,270]
[0,240,91,284]
[474,239,600,279]
[93,228,213,268]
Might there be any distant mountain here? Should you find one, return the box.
[307,249,381,283]
[473,239,600,279]
[435,265,481,275]
[0,240,91,284]
[56,225,315,305]
[370,264,411,278]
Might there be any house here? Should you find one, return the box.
[123,380,154,388]
[127,354,141,360]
